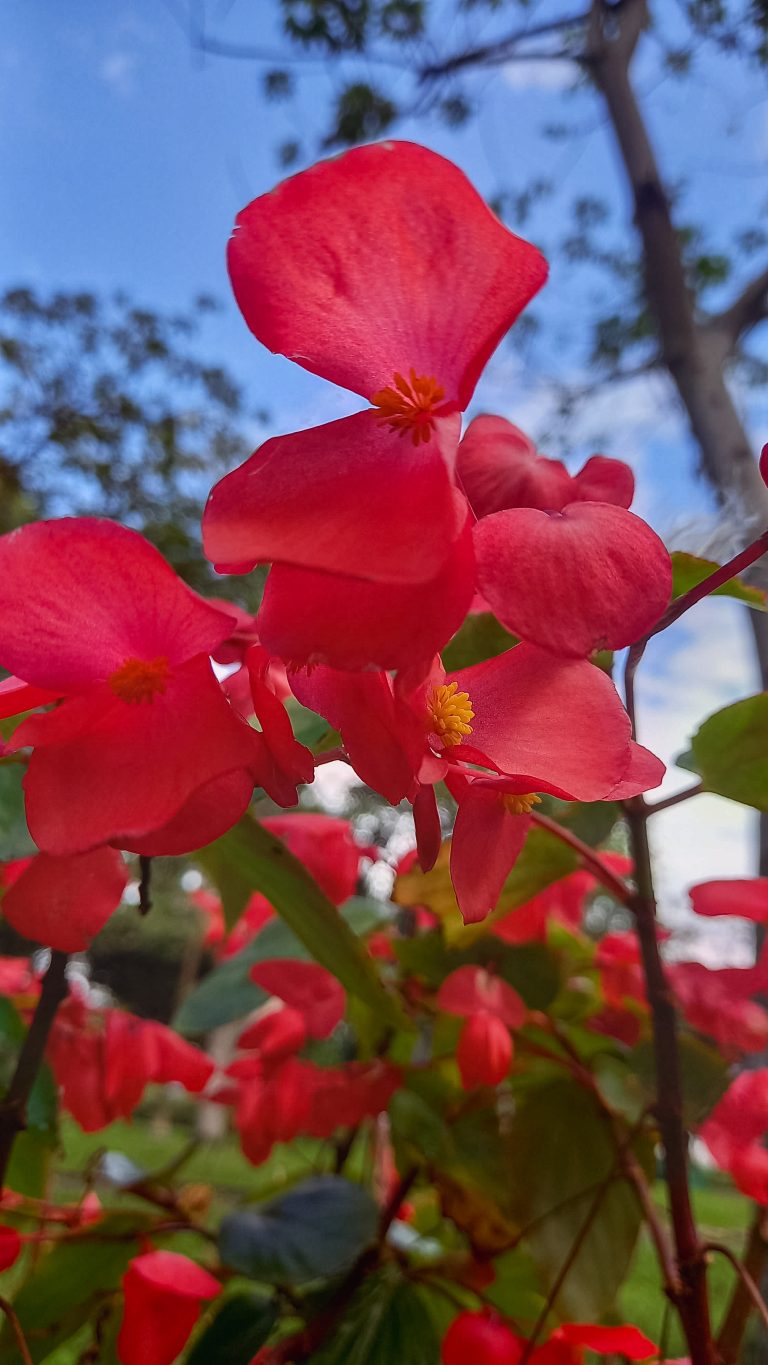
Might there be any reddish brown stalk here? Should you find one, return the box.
[530,810,633,906]
[717,1209,768,1363]
[0,1295,33,1365]
[0,951,69,1190]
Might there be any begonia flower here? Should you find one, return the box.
[1,847,127,953]
[237,1005,307,1060]
[117,1249,221,1365]
[442,1311,524,1365]
[0,1226,21,1272]
[249,960,345,1039]
[0,519,309,854]
[438,965,525,1088]
[235,1057,400,1167]
[48,997,214,1132]
[203,143,546,668]
[531,1323,657,1365]
[457,415,635,519]
[700,1070,768,1203]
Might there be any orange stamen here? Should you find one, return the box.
[500,792,542,816]
[109,656,170,704]
[426,681,474,748]
[371,368,445,446]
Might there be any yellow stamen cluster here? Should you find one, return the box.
[501,792,542,816]
[109,656,170,704]
[426,681,474,748]
[371,368,445,446]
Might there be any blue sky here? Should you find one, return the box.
[3,1,768,930]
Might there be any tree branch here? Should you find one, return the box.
[710,262,768,346]
[0,952,69,1189]
[419,11,589,81]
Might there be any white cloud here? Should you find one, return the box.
[501,58,578,93]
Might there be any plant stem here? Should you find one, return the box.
[652,532,768,638]
[645,783,704,816]
[0,1294,33,1365]
[0,951,69,1190]
[529,810,633,907]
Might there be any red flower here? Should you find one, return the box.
[442,1311,524,1365]
[457,415,634,519]
[1,847,127,953]
[701,1070,768,1203]
[249,960,345,1039]
[456,1011,513,1088]
[203,142,546,669]
[0,519,309,854]
[0,1226,21,1272]
[48,998,214,1132]
[117,1250,220,1365]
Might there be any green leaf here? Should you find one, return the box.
[0,1213,151,1363]
[441,612,517,671]
[176,901,395,1035]
[671,550,767,610]
[504,1079,648,1320]
[195,816,404,1025]
[629,1034,728,1126]
[686,694,768,810]
[394,934,560,1011]
[219,1176,379,1284]
[5,1131,51,1199]
[186,1291,278,1365]
[394,827,578,946]
[312,1270,441,1365]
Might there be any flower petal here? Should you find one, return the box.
[0,519,234,690]
[450,784,532,923]
[690,878,768,921]
[117,769,255,856]
[16,658,257,854]
[2,847,127,952]
[451,645,632,801]
[474,503,672,657]
[204,410,463,586]
[289,666,424,805]
[228,141,547,406]
[257,514,475,671]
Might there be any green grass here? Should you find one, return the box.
[619,1182,754,1356]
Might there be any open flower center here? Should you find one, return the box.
[109,656,170,704]
[371,369,445,446]
[426,682,474,748]
[501,792,542,816]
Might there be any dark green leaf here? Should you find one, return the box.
[186,1291,278,1365]
[195,816,404,1025]
[687,694,768,810]
[504,1079,649,1318]
[629,1034,728,1126]
[219,1176,379,1284]
[312,1270,440,1365]
[0,1213,151,1363]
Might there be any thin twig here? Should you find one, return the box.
[138,856,153,916]
[0,951,69,1189]
[716,1209,768,1364]
[530,810,633,906]
[645,783,704,816]
[0,1294,33,1365]
[705,1241,768,1335]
